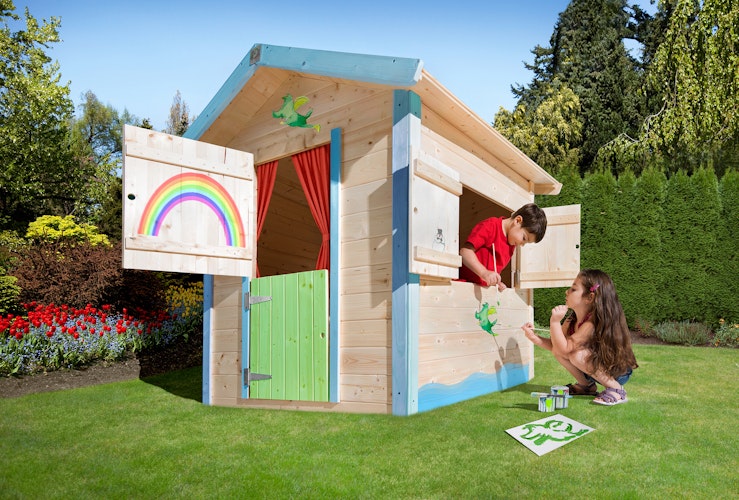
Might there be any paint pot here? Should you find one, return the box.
[538,394,556,412]
[550,385,569,409]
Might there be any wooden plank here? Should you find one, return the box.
[340,374,389,404]
[341,347,391,375]
[339,264,391,296]
[413,246,463,268]
[210,374,240,404]
[341,235,392,266]
[342,205,392,241]
[339,319,392,347]
[233,398,390,414]
[341,178,392,217]
[413,158,463,196]
[125,236,250,259]
[420,125,531,211]
[340,291,391,321]
[311,271,330,401]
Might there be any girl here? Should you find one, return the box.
[522,269,638,406]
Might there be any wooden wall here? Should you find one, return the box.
[418,280,533,387]
[207,74,395,413]
[417,121,535,392]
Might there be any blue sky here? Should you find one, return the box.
[15,1,619,131]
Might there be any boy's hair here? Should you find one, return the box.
[511,203,547,242]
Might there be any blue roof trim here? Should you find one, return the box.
[185,43,424,140]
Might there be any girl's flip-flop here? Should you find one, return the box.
[593,387,627,406]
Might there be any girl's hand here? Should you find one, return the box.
[521,322,541,345]
[550,305,568,323]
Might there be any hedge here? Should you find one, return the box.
[534,167,736,327]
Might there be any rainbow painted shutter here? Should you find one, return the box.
[122,125,256,277]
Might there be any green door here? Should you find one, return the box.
[247,270,329,401]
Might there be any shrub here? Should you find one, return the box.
[26,215,110,247]
[12,240,122,309]
[0,272,21,316]
[711,319,739,348]
[652,321,711,346]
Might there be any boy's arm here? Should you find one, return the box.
[460,243,500,287]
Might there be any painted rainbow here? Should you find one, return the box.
[137,172,246,247]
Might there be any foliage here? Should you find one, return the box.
[580,169,619,269]
[505,0,645,172]
[165,90,191,136]
[651,320,711,346]
[716,169,739,323]
[25,215,110,246]
[627,167,666,323]
[643,0,739,175]
[67,91,126,224]
[0,2,80,229]
[534,168,733,328]
[494,81,582,176]
[0,272,20,315]
[0,301,198,376]
[711,319,739,348]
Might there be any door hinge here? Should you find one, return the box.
[244,292,271,311]
[244,369,272,386]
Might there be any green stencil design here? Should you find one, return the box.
[519,419,590,446]
[475,302,498,335]
[272,94,321,131]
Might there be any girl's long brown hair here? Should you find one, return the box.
[577,269,638,376]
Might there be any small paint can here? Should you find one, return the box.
[538,395,556,412]
[551,385,569,409]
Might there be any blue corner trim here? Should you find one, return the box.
[186,43,423,140]
[391,90,421,416]
[202,275,213,405]
[393,90,422,126]
[241,277,249,399]
[329,127,342,403]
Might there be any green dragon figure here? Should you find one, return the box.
[519,419,590,446]
[475,302,498,335]
[272,94,321,132]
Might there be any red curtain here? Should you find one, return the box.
[255,160,278,277]
[292,145,330,270]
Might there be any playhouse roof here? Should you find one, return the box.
[185,43,561,195]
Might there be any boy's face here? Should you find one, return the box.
[507,216,535,247]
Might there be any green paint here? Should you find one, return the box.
[519,419,590,446]
[475,302,498,335]
[250,270,329,401]
[272,94,321,131]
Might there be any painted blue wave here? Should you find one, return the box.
[418,363,529,413]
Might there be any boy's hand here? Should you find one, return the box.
[550,305,568,323]
[480,270,503,289]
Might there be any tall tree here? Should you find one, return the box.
[165,90,190,136]
[0,1,80,229]
[494,80,582,176]
[502,0,645,173]
[67,91,124,223]
[643,0,739,175]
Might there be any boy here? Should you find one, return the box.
[459,203,547,290]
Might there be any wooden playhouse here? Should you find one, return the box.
[122,43,580,415]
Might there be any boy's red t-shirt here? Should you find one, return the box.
[458,216,515,286]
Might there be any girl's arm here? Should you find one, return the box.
[549,305,571,353]
[521,322,553,350]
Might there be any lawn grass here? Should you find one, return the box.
[1,344,738,499]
